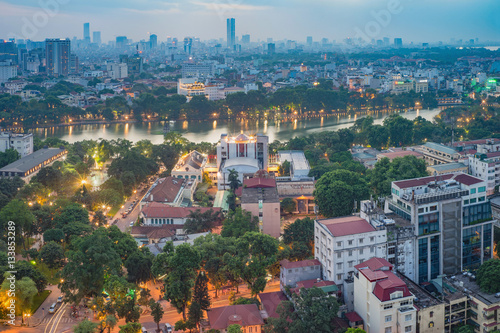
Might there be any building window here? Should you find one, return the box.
[370,246,375,253]
[337,241,342,247]
[370,236,375,242]
[430,311,433,318]
[385,327,392,333]
[405,314,412,321]
[470,188,476,194]
[388,247,396,255]
[348,261,354,268]
[336,274,343,281]
[337,252,342,259]
[479,186,486,193]
[337,263,342,269]
[359,248,364,255]
[348,250,353,256]
[430,205,437,211]
[385,315,392,322]
[405,326,412,332]
[348,240,353,246]
[384,304,393,310]
[359,238,364,244]
[429,322,434,327]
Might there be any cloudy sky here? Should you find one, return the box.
[1,0,499,44]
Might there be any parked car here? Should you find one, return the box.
[142,327,148,333]
[129,221,135,227]
[49,303,57,314]
[57,296,63,303]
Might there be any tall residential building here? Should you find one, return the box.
[394,38,403,48]
[386,173,494,283]
[216,133,269,190]
[93,31,101,45]
[83,23,90,43]
[69,54,79,74]
[468,151,500,195]
[226,18,235,49]
[0,60,17,83]
[0,41,17,63]
[150,34,158,49]
[181,62,215,78]
[267,43,275,55]
[45,38,70,76]
[306,36,313,46]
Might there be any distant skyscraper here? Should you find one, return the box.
[241,34,250,44]
[267,43,275,55]
[307,36,313,46]
[93,31,101,45]
[183,37,193,54]
[383,37,390,46]
[116,36,127,49]
[83,23,90,43]
[227,18,235,49]
[150,34,158,49]
[45,38,70,76]
[394,38,403,48]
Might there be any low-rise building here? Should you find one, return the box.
[279,259,322,291]
[140,202,221,226]
[427,162,468,176]
[468,152,500,195]
[353,257,417,333]
[278,150,311,181]
[0,132,33,157]
[141,177,195,208]
[0,148,67,182]
[171,150,207,183]
[377,150,424,162]
[418,142,461,165]
[201,304,264,333]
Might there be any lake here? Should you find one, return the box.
[33,108,442,144]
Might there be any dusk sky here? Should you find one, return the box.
[1,0,499,43]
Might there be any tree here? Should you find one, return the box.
[115,297,140,323]
[221,208,259,238]
[346,329,366,333]
[39,241,65,268]
[43,228,65,243]
[14,260,48,293]
[102,315,118,333]
[59,229,123,304]
[149,300,164,333]
[74,319,99,333]
[281,198,296,214]
[0,199,35,251]
[279,160,290,176]
[266,287,340,333]
[283,217,314,251]
[314,170,369,218]
[477,259,500,293]
[1,276,37,323]
[118,322,142,333]
[454,325,475,333]
[125,249,153,284]
[228,324,243,333]
[162,243,201,320]
[184,209,224,234]
[383,114,414,147]
[228,169,241,192]
[189,271,211,328]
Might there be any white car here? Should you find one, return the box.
[57,296,63,303]
[129,221,135,227]
[163,323,173,333]
[48,303,57,314]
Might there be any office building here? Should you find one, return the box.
[0,41,17,63]
[93,31,101,45]
[216,133,269,190]
[45,38,70,76]
[69,54,79,74]
[394,38,403,48]
[468,151,500,195]
[353,257,417,333]
[181,62,215,78]
[227,18,235,49]
[307,36,313,46]
[107,62,128,79]
[0,60,17,83]
[116,36,128,49]
[149,34,157,49]
[83,23,90,40]
[241,34,250,44]
[386,173,494,283]
[267,43,275,55]
[183,37,193,54]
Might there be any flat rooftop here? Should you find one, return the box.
[428,162,467,172]
[278,150,310,171]
[445,274,499,306]
[0,148,66,174]
[241,186,280,204]
[423,142,458,156]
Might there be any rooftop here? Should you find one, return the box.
[258,291,287,319]
[377,150,423,160]
[278,150,310,171]
[444,274,500,306]
[422,142,459,156]
[280,259,321,269]
[393,172,482,189]
[241,185,280,204]
[206,304,264,330]
[0,148,66,174]
[317,216,376,237]
[141,202,221,219]
[173,150,206,172]
[428,162,467,172]
[142,177,185,204]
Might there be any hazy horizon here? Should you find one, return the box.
[1,0,499,44]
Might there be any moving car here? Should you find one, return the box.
[57,296,63,303]
[49,303,57,314]
[163,323,173,333]
[129,221,135,227]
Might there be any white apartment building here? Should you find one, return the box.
[177,78,206,101]
[314,215,387,310]
[107,63,128,79]
[468,152,500,195]
[0,132,33,157]
[0,60,17,84]
[354,257,417,333]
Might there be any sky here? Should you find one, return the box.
[0,0,499,44]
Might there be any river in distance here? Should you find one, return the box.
[33,108,442,144]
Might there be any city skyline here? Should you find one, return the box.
[0,0,499,44]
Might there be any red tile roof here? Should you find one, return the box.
[345,311,363,323]
[355,257,393,272]
[452,173,483,186]
[393,174,454,189]
[258,291,288,319]
[130,224,181,240]
[486,151,500,158]
[452,138,500,147]
[378,151,423,160]
[318,216,376,237]
[243,177,277,188]
[280,259,321,269]
[295,279,336,289]
[372,271,412,302]
[141,202,221,219]
[144,177,185,203]
[206,304,264,330]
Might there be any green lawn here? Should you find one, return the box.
[30,290,51,314]
[108,205,120,217]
